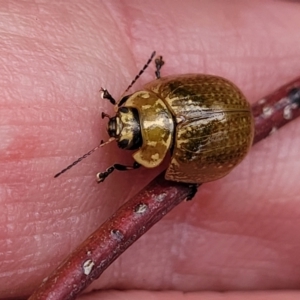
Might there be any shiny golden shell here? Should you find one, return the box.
[144,74,254,183]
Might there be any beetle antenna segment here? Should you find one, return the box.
[118,51,156,104]
[54,138,115,178]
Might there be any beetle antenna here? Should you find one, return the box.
[54,138,115,178]
[123,51,156,94]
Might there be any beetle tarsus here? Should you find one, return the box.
[186,184,200,201]
[97,162,141,183]
[101,112,111,119]
[155,55,164,79]
[288,87,300,107]
[100,87,116,105]
[97,166,114,183]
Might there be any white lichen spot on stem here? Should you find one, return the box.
[83,259,95,276]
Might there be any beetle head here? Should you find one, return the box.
[107,107,142,150]
[54,51,156,179]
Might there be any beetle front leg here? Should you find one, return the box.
[96,162,141,183]
[100,87,117,105]
[155,55,165,79]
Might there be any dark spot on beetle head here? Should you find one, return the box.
[107,107,142,150]
[118,139,129,149]
[107,117,117,138]
[119,107,129,113]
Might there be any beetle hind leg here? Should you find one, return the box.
[186,183,201,201]
[155,55,165,79]
[96,162,141,183]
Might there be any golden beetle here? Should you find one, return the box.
[55,52,254,189]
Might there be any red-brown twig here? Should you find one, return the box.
[29,77,300,300]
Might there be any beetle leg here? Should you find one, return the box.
[101,112,111,119]
[100,87,116,105]
[154,55,165,79]
[186,184,200,201]
[96,162,141,183]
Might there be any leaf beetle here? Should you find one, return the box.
[55,52,254,197]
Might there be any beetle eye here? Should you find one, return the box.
[119,107,129,113]
[118,139,129,149]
